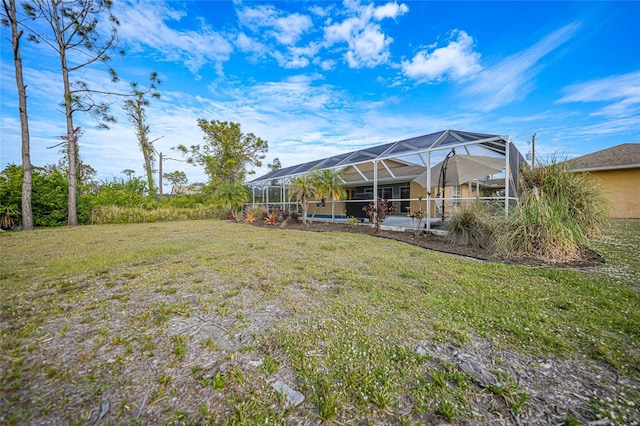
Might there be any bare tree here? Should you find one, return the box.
[1,0,33,230]
[123,73,161,198]
[24,0,121,225]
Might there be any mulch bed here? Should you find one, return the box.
[253,220,605,269]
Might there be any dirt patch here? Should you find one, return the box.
[257,220,605,269]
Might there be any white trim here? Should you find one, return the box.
[571,164,640,172]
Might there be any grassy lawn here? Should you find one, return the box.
[1,219,638,424]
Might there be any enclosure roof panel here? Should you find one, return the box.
[250,129,509,184]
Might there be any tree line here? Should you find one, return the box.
[1,0,269,230]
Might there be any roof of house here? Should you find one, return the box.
[566,143,640,171]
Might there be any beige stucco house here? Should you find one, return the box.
[566,143,640,219]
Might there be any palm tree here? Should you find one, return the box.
[310,168,346,222]
[213,182,250,220]
[288,174,316,226]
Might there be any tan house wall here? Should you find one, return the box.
[309,180,499,219]
[578,168,640,219]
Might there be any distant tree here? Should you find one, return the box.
[122,169,135,180]
[310,168,346,222]
[267,158,281,172]
[123,73,161,198]
[212,182,249,220]
[176,120,268,186]
[288,174,316,226]
[163,170,188,187]
[24,0,122,226]
[1,0,33,230]
[78,163,97,194]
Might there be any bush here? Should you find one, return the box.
[0,164,91,227]
[446,205,499,250]
[89,205,221,224]
[496,160,611,262]
[85,177,148,208]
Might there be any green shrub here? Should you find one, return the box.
[85,177,148,208]
[0,163,91,227]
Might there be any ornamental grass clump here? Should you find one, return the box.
[446,204,499,251]
[496,159,611,262]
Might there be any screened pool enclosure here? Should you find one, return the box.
[247,129,526,229]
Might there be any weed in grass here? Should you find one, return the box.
[431,369,448,389]
[370,388,391,409]
[215,301,231,317]
[487,372,530,417]
[228,365,245,386]
[140,333,157,355]
[212,372,226,390]
[190,365,203,377]
[158,372,172,386]
[563,415,580,426]
[155,286,177,295]
[314,376,340,422]
[439,399,458,421]
[171,335,189,360]
[200,337,219,351]
[263,355,279,375]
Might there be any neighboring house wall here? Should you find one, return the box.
[566,143,640,219]
[171,184,203,195]
[576,168,640,218]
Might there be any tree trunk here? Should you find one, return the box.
[51,1,78,226]
[60,44,78,226]
[4,0,33,230]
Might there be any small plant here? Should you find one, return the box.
[158,372,172,386]
[439,399,457,421]
[364,198,396,232]
[171,335,188,360]
[262,355,279,375]
[212,372,226,390]
[243,210,258,223]
[345,216,359,225]
[264,211,278,226]
[407,208,426,236]
[0,204,19,229]
[315,376,339,422]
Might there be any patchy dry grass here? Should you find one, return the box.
[1,219,638,425]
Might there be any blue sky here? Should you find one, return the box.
[1,0,639,188]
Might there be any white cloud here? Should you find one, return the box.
[115,0,233,74]
[237,4,312,46]
[236,32,270,61]
[273,13,313,45]
[557,71,640,117]
[462,22,581,111]
[345,24,391,68]
[323,0,407,69]
[373,2,409,20]
[401,30,481,82]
